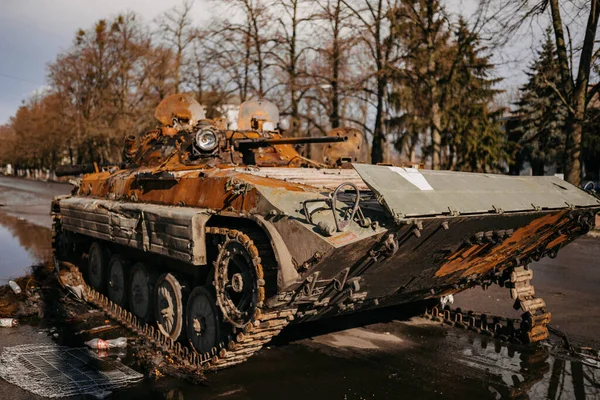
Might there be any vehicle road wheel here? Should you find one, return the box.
[214,232,261,328]
[155,273,186,341]
[88,242,107,291]
[107,254,128,307]
[186,286,220,354]
[129,262,156,323]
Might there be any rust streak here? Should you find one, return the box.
[436,211,568,278]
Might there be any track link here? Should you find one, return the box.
[52,210,296,372]
[424,266,550,344]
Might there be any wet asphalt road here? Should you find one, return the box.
[0,176,599,399]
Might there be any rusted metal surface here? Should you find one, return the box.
[154,93,206,129]
[51,97,600,371]
[236,99,279,131]
[322,127,367,166]
[59,197,210,265]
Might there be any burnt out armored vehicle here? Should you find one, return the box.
[52,94,600,370]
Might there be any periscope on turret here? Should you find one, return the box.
[51,93,600,370]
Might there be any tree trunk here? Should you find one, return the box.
[371,78,386,164]
[431,99,442,169]
[370,0,387,164]
[549,0,600,186]
[565,106,584,185]
[330,2,342,129]
[548,0,572,95]
[426,2,441,170]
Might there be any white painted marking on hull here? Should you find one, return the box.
[389,167,434,191]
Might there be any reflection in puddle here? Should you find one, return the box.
[0,213,52,279]
[459,335,600,399]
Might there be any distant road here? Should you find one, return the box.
[0,176,72,228]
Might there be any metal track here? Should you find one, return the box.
[52,208,296,371]
[424,266,550,344]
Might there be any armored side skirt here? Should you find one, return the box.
[57,197,210,265]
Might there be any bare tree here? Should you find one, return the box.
[220,0,275,98]
[342,0,401,164]
[156,0,196,93]
[303,0,356,134]
[478,0,600,185]
[270,0,314,133]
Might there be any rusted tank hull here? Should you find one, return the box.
[51,97,600,370]
[53,162,600,368]
[55,192,597,321]
[285,208,592,322]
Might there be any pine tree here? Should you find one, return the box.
[389,0,453,168]
[512,29,568,175]
[390,9,506,172]
[444,18,506,173]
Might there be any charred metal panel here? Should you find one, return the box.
[287,208,591,318]
[59,197,211,265]
[353,164,600,218]
[238,167,369,190]
[252,215,301,291]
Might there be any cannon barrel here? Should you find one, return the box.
[55,163,125,177]
[234,135,348,148]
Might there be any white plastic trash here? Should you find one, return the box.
[85,337,127,350]
[0,318,18,328]
[8,281,21,295]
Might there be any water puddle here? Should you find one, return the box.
[0,213,52,280]
[455,334,600,399]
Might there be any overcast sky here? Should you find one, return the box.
[0,0,541,125]
[0,0,215,124]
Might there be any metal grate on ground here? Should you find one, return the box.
[0,344,143,398]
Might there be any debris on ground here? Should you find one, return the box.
[76,324,118,336]
[0,318,17,327]
[8,280,21,294]
[85,337,128,349]
[0,264,50,318]
[0,344,143,398]
[0,262,208,387]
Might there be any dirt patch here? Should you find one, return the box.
[0,263,52,318]
[403,316,444,327]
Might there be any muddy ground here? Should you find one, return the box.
[0,175,599,399]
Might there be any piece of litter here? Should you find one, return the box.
[85,337,127,350]
[52,333,59,338]
[66,284,84,299]
[0,318,18,328]
[582,358,600,368]
[0,344,143,398]
[75,324,117,336]
[8,280,22,295]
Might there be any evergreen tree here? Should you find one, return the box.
[390,10,506,172]
[512,29,568,175]
[444,18,506,173]
[389,0,453,168]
